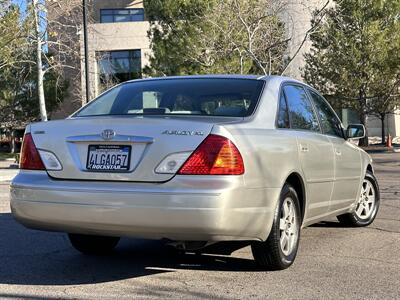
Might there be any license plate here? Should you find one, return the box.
[86,145,131,171]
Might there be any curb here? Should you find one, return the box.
[364,149,400,154]
[363,146,400,154]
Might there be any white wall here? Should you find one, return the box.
[368,111,400,138]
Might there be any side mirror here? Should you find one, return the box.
[346,124,365,140]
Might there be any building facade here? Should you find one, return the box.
[84,0,150,102]
[50,0,399,139]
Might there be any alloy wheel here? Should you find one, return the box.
[355,179,376,220]
[279,197,298,256]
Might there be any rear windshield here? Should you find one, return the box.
[74,78,264,117]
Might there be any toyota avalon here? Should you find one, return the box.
[10,75,380,270]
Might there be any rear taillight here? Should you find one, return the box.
[178,134,244,175]
[20,133,45,170]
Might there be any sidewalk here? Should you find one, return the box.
[0,160,19,182]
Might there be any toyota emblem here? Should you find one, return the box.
[101,129,116,140]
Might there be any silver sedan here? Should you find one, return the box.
[10,75,380,270]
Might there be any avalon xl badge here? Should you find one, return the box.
[101,129,116,140]
[162,130,204,136]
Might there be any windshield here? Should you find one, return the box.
[74,78,264,118]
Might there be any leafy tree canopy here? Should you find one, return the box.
[0,3,29,70]
[0,51,67,127]
[304,0,400,144]
[144,0,288,76]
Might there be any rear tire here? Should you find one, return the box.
[337,171,380,227]
[251,183,301,270]
[68,233,120,255]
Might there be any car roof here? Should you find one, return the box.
[124,74,305,83]
[125,74,262,83]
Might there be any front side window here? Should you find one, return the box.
[75,79,264,118]
[308,89,344,138]
[100,9,145,23]
[97,50,141,93]
[283,85,320,132]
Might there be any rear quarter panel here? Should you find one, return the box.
[217,76,304,190]
[209,77,309,238]
[217,126,301,189]
[212,125,302,240]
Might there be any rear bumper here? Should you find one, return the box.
[10,171,280,241]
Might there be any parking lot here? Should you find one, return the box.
[0,152,399,299]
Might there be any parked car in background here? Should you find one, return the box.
[10,75,379,270]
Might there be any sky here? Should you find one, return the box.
[12,0,27,11]
[10,0,27,17]
[13,0,31,17]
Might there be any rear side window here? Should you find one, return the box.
[283,85,320,132]
[277,93,290,128]
[75,79,264,117]
[308,89,344,138]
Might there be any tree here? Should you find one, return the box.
[0,39,67,151]
[26,0,84,121]
[0,51,67,153]
[368,75,400,143]
[0,2,32,70]
[0,1,49,122]
[32,0,47,121]
[0,2,68,152]
[144,0,289,76]
[303,0,400,146]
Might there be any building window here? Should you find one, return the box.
[100,9,145,23]
[97,50,141,92]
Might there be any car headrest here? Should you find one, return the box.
[214,106,246,117]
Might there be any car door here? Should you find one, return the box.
[282,84,335,221]
[307,89,362,212]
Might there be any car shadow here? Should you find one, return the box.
[0,213,263,286]
[310,220,349,228]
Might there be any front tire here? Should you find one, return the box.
[68,233,120,255]
[337,171,380,227]
[251,184,301,270]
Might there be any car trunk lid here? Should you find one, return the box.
[29,116,238,182]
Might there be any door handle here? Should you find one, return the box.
[335,148,342,156]
[300,144,309,152]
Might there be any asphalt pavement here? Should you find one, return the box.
[0,152,399,299]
